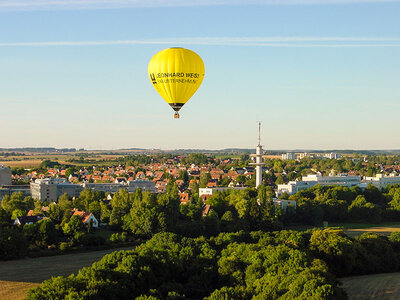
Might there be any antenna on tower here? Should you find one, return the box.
[257,121,262,146]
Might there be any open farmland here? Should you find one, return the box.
[0,152,128,168]
[340,272,400,300]
[0,159,43,168]
[0,281,40,300]
[0,246,135,299]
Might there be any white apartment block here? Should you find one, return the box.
[277,180,315,196]
[299,152,310,159]
[324,152,342,159]
[277,173,361,196]
[30,178,83,202]
[281,152,296,160]
[302,173,360,187]
[363,173,400,189]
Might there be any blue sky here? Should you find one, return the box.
[0,0,399,150]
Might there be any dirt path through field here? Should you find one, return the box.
[340,272,400,299]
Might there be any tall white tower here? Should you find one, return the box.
[250,122,265,188]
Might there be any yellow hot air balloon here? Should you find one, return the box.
[148,48,205,118]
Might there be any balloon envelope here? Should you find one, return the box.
[148,48,205,118]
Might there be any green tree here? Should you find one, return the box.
[62,215,85,238]
[48,203,65,224]
[348,195,381,223]
[200,172,211,188]
[88,201,101,221]
[58,193,72,211]
[309,229,357,276]
[234,174,246,185]
[0,227,28,260]
[389,188,400,210]
[1,192,34,215]
[100,201,111,223]
[275,175,285,185]
[0,207,11,225]
[37,219,58,246]
[178,170,189,183]
[65,168,74,179]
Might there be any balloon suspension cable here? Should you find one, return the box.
[174,112,180,119]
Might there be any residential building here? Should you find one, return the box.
[30,178,83,202]
[0,185,31,201]
[14,215,44,226]
[282,152,296,160]
[277,173,361,196]
[324,152,341,159]
[299,152,310,159]
[72,209,99,228]
[363,173,400,189]
[277,180,316,196]
[179,192,189,204]
[302,173,360,187]
[0,165,12,186]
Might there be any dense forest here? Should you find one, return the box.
[26,229,400,299]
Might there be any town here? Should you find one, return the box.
[2,146,400,229]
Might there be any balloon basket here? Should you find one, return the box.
[174,112,180,119]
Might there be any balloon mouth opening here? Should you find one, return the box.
[169,103,184,111]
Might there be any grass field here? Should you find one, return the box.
[327,222,400,237]
[0,281,40,300]
[340,272,400,299]
[0,246,135,299]
[329,222,400,230]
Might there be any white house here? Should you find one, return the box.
[72,209,99,228]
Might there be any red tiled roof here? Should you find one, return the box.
[72,209,93,224]
[179,192,189,204]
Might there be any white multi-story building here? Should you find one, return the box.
[324,152,341,159]
[363,173,400,189]
[31,178,157,202]
[277,173,361,196]
[302,173,360,187]
[30,178,83,202]
[282,152,296,160]
[299,152,310,160]
[277,180,315,196]
[0,165,12,186]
